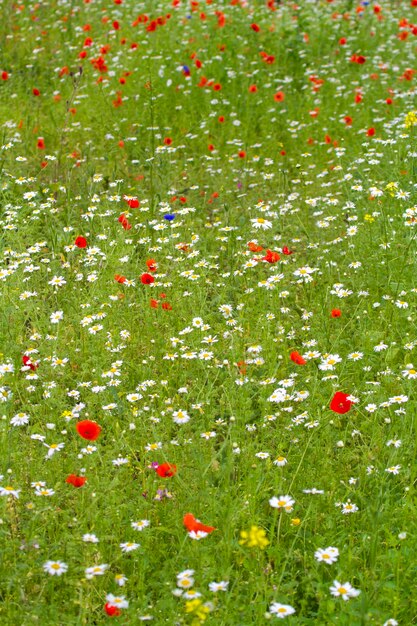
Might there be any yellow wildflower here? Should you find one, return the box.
[185,599,211,623]
[239,525,270,549]
[405,110,417,128]
[385,182,398,197]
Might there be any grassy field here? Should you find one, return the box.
[1,0,417,624]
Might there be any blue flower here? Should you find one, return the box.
[164,214,176,221]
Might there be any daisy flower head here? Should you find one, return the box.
[269,602,296,618]
[10,412,30,426]
[341,500,358,514]
[183,589,202,600]
[43,560,68,576]
[50,310,64,324]
[273,456,287,467]
[105,594,129,609]
[115,573,128,586]
[85,564,108,579]
[131,519,150,531]
[209,581,229,592]
[188,530,209,540]
[329,580,360,601]
[269,495,295,512]
[251,217,272,230]
[314,547,339,564]
[120,542,140,552]
[172,409,190,425]
[177,575,195,590]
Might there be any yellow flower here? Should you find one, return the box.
[385,182,398,197]
[239,525,270,549]
[185,599,203,614]
[405,110,417,128]
[364,214,375,223]
[290,518,301,526]
[185,599,211,623]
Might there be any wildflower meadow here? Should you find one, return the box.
[1,0,417,623]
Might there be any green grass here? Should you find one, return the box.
[0,0,417,624]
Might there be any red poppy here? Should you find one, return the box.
[32,88,40,96]
[75,236,88,248]
[367,128,375,137]
[249,85,258,93]
[126,198,139,208]
[1,71,8,80]
[344,116,353,125]
[164,137,172,145]
[37,138,45,150]
[22,355,38,371]
[141,273,155,285]
[274,91,285,102]
[161,302,172,310]
[66,474,87,488]
[104,604,121,617]
[248,241,263,252]
[150,298,159,308]
[118,214,132,230]
[250,23,260,32]
[114,274,127,284]
[183,513,216,534]
[290,351,306,365]
[76,420,102,440]
[238,151,246,158]
[331,308,341,318]
[330,392,352,414]
[146,259,158,272]
[260,52,275,64]
[262,249,280,263]
[282,246,294,255]
[113,92,123,108]
[156,462,177,477]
